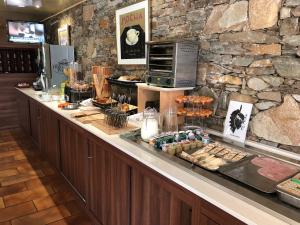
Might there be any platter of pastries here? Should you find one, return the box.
[177,108,213,117]
[178,142,251,171]
[175,95,214,105]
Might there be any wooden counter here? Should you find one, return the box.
[0,73,36,130]
[15,88,300,225]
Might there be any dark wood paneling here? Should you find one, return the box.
[199,214,219,225]
[199,199,246,225]
[29,98,41,149]
[0,43,39,49]
[40,105,60,169]
[0,74,36,130]
[0,129,94,225]
[88,138,131,225]
[59,119,87,201]
[131,167,194,225]
[16,90,30,134]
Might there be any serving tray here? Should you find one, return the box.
[219,156,300,193]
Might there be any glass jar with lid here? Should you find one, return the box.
[141,107,159,141]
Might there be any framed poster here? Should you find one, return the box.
[223,100,253,144]
[116,1,149,65]
[58,25,70,46]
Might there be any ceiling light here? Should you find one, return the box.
[4,0,42,8]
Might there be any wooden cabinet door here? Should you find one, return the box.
[198,200,245,225]
[59,120,87,201]
[16,91,31,134]
[88,139,130,225]
[131,166,196,225]
[29,98,41,149]
[199,214,219,225]
[39,106,60,169]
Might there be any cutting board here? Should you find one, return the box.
[91,119,138,135]
[75,114,105,124]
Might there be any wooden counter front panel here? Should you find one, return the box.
[59,119,88,201]
[16,90,30,134]
[88,139,130,225]
[0,73,36,130]
[29,98,41,149]
[39,105,60,169]
[131,167,195,225]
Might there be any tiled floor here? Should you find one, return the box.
[0,129,93,225]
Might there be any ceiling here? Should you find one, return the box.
[0,0,85,28]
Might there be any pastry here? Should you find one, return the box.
[196,109,213,118]
[175,96,187,104]
[193,152,210,161]
[199,155,216,164]
[179,151,196,163]
[186,111,195,117]
[177,108,187,116]
[223,152,238,161]
[231,153,247,162]
[216,149,229,157]
[203,158,226,169]
[209,146,225,154]
[191,149,206,157]
[201,143,216,152]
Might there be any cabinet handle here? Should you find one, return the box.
[88,156,93,159]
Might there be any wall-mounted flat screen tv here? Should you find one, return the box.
[7,21,45,44]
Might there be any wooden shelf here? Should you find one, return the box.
[0,42,40,49]
[136,83,194,92]
[137,83,194,113]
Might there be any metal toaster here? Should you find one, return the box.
[145,40,198,88]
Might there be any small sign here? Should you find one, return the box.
[223,100,253,144]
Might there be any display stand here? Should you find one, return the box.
[137,83,194,113]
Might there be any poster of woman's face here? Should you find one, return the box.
[116,1,149,65]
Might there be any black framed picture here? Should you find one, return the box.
[116,1,149,65]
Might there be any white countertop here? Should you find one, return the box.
[18,88,299,225]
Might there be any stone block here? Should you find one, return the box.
[250,59,272,68]
[83,5,95,21]
[249,0,282,30]
[255,101,277,110]
[232,56,254,67]
[285,0,300,6]
[219,31,279,43]
[246,67,275,76]
[244,44,281,56]
[257,91,282,102]
[218,75,242,85]
[251,95,300,146]
[282,35,300,46]
[210,42,246,55]
[230,92,257,103]
[204,1,248,34]
[292,6,300,16]
[273,57,300,79]
[280,7,291,19]
[261,75,284,87]
[248,77,270,91]
[280,18,299,36]
[99,19,109,29]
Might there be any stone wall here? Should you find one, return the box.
[45,0,300,152]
